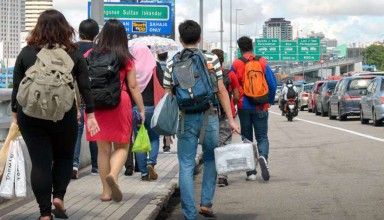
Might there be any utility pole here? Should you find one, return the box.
[91,0,104,27]
[199,0,203,50]
[229,0,232,62]
[220,0,223,50]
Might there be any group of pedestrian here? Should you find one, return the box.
[10,8,276,220]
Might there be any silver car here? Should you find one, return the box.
[298,83,314,111]
[275,86,282,102]
[315,80,338,116]
[360,76,384,126]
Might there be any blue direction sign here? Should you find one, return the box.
[88,1,175,39]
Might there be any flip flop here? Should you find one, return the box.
[100,196,112,202]
[106,175,123,202]
[52,208,68,219]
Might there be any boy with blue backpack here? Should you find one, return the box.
[164,20,240,220]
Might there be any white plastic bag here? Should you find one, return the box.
[14,139,26,197]
[0,141,18,198]
[214,142,256,175]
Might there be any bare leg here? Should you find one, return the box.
[109,142,129,181]
[97,141,113,201]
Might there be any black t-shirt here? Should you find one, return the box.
[77,41,94,54]
[11,45,95,113]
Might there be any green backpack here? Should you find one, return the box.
[17,45,75,122]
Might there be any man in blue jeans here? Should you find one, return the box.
[232,36,277,182]
[164,20,240,220]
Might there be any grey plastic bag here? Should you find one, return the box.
[151,93,179,136]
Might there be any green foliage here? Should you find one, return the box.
[363,44,384,71]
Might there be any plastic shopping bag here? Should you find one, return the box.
[14,138,26,197]
[0,123,20,179]
[151,93,179,136]
[0,140,18,198]
[132,125,151,153]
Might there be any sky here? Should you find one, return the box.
[53,0,384,47]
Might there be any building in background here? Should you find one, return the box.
[25,0,53,32]
[263,18,293,40]
[0,0,22,69]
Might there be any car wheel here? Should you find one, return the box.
[338,105,347,121]
[300,105,304,111]
[315,105,320,115]
[360,108,369,124]
[373,108,382,126]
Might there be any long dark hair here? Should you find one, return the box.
[27,9,77,52]
[93,19,134,70]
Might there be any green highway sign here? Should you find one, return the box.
[280,41,297,61]
[254,38,280,61]
[298,38,320,61]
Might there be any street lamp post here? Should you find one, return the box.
[229,0,232,63]
[238,23,245,38]
[235,8,243,45]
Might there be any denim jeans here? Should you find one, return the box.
[73,109,84,169]
[73,108,98,169]
[133,106,160,176]
[177,112,219,220]
[238,109,269,176]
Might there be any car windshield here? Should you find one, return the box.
[348,78,372,90]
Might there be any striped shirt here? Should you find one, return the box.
[163,49,223,89]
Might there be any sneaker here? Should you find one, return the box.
[71,167,78,179]
[246,174,257,181]
[91,167,99,176]
[259,156,270,181]
[218,178,228,187]
[163,146,171,153]
[141,174,150,181]
[124,167,133,176]
[147,164,158,180]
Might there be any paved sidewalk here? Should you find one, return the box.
[0,148,187,220]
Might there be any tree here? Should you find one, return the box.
[363,44,384,71]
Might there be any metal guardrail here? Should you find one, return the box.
[0,89,12,141]
[290,57,363,74]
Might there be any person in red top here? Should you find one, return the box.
[211,49,240,187]
[231,36,277,182]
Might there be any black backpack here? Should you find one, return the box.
[86,51,122,109]
[287,86,296,99]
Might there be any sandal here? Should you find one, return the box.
[199,207,217,219]
[106,175,123,202]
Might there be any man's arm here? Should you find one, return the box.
[217,79,240,133]
[264,63,277,105]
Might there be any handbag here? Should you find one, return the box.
[151,93,179,136]
[14,138,26,197]
[0,140,18,198]
[0,123,20,180]
[132,125,152,153]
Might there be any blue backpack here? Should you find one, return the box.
[171,49,217,112]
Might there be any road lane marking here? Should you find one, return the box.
[269,111,384,143]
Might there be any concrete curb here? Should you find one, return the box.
[138,152,203,220]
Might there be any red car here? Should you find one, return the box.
[307,80,326,113]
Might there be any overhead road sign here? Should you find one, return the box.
[254,38,280,61]
[88,1,175,39]
[298,38,320,61]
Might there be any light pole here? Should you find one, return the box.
[235,8,243,45]
[91,0,104,26]
[199,0,203,49]
[229,0,232,62]
[238,23,245,38]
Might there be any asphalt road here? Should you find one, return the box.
[164,105,384,220]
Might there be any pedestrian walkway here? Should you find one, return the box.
[0,148,184,220]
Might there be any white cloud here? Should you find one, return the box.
[53,0,384,46]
